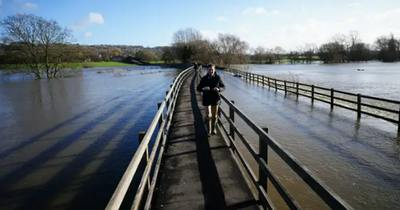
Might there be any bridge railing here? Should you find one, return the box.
[230,69,400,133]
[196,70,353,210]
[106,66,194,210]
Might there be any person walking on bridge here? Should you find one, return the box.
[197,64,225,135]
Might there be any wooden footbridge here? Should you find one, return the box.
[105,66,354,210]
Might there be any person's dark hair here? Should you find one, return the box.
[207,64,215,69]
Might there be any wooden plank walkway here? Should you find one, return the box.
[152,73,259,210]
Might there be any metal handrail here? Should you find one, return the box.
[106,66,194,210]
[196,68,353,209]
[230,69,400,132]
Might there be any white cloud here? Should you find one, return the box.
[84,32,93,38]
[268,10,280,15]
[243,7,279,16]
[243,7,266,15]
[215,5,400,50]
[366,8,400,21]
[88,12,104,24]
[200,30,225,40]
[216,16,227,21]
[255,8,265,14]
[348,2,362,7]
[24,2,37,8]
[72,12,105,31]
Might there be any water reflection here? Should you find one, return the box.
[218,68,400,210]
[0,67,178,210]
[244,62,400,100]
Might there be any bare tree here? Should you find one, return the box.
[331,33,347,62]
[348,31,360,48]
[252,46,266,63]
[50,44,83,77]
[195,39,219,64]
[173,28,202,44]
[215,33,249,68]
[161,47,175,64]
[172,28,203,63]
[303,43,317,63]
[273,46,285,63]
[0,13,73,79]
[1,14,43,78]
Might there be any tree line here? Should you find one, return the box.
[1,13,400,79]
[161,28,248,68]
[164,28,400,65]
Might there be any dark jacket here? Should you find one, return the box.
[196,73,225,106]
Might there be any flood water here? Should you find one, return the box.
[218,62,400,210]
[238,62,400,100]
[1,62,400,210]
[0,66,178,210]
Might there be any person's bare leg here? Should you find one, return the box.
[211,105,218,134]
[205,105,211,121]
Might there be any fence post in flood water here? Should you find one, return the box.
[284,80,287,95]
[139,131,150,189]
[331,89,334,110]
[357,94,361,119]
[296,82,299,98]
[262,75,265,86]
[259,127,269,208]
[311,85,315,104]
[229,101,235,147]
[275,79,278,91]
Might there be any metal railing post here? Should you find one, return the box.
[259,127,269,209]
[166,91,169,108]
[157,102,163,128]
[229,100,235,141]
[139,131,150,191]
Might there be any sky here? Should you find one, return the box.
[0,0,400,50]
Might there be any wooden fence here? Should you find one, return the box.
[197,69,354,210]
[230,69,400,132]
[105,66,194,210]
